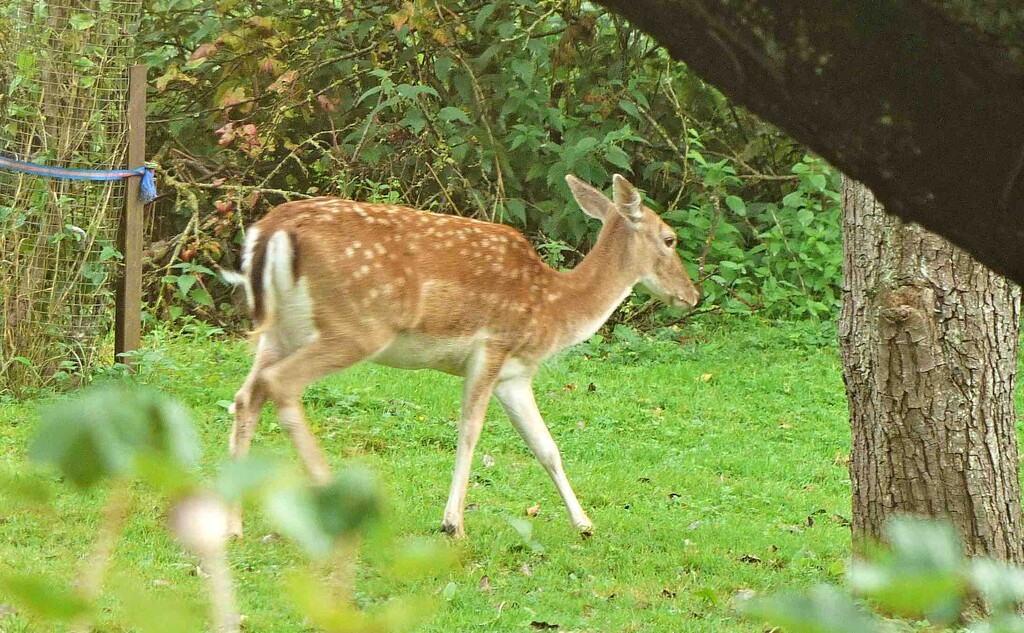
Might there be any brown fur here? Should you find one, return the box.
[227,174,700,538]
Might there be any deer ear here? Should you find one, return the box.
[612,174,643,223]
[566,174,614,221]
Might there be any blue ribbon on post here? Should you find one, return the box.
[0,154,157,203]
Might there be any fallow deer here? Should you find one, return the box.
[223,174,699,538]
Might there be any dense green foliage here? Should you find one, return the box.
[139,0,842,322]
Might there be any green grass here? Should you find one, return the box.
[0,317,853,632]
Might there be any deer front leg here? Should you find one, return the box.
[494,376,593,535]
[441,347,507,538]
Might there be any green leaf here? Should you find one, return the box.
[437,106,471,124]
[99,244,123,262]
[573,136,599,154]
[604,145,632,171]
[264,467,381,556]
[0,472,53,507]
[175,274,196,297]
[782,190,805,208]
[442,581,457,602]
[31,384,200,488]
[433,55,454,83]
[473,3,497,31]
[970,558,1024,611]
[215,456,286,502]
[807,173,827,191]
[0,574,90,620]
[390,539,457,580]
[191,288,214,307]
[15,50,36,74]
[742,584,882,633]
[504,198,526,224]
[725,195,747,216]
[314,468,380,538]
[265,485,331,556]
[618,99,640,119]
[847,517,965,624]
[68,13,96,29]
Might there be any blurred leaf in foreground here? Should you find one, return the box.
[849,517,964,624]
[264,467,381,557]
[30,383,201,488]
[741,584,882,633]
[0,575,89,621]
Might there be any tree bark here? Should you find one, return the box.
[838,177,1023,561]
[594,0,1024,285]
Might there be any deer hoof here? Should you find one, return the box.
[440,521,465,539]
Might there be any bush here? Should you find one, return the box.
[138,0,841,324]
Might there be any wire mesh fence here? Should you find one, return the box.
[0,0,143,394]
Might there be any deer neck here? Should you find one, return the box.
[544,218,639,351]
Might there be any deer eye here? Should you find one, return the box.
[663,235,677,248]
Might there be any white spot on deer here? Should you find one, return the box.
[374,243,386,255]
[364,250,374,260]
[345,247,355,257]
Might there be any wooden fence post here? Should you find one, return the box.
[115,64,146,366]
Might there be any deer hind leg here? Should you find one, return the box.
[228,334,282,538]
[494,376,593,534]
[261,332,394,484]
[441,346,508,538]
[230,335,280,460]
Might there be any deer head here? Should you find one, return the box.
[566,173,700,309]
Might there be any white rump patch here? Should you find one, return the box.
[263,230,319,352]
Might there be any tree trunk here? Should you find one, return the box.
[838,177,1024,562]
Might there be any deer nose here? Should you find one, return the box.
[677,289,700,309]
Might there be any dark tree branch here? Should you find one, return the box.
[595,0,1024,283]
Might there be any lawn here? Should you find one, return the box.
[0,317,854,632]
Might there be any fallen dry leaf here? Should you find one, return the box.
[478,575,491,591]
[530,621,559,630]
[587,382,597,392]
[562,383,578,391]
[482,454,495,468]
[526,504,540,517]
[521,563,533,576]
[701,373,713,382]
[738,554,762,564]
